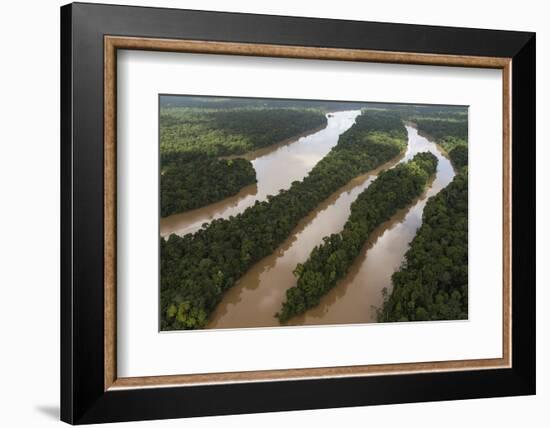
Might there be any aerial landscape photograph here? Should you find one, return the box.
[159,95,469,331]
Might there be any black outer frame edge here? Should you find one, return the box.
[80,370,532,425]
[70,1,533,56]
[60,4,74,425]
[60,2,536,424]
[510,34,536,392]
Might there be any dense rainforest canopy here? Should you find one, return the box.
[413,116,468,170]
[161,155,257,217]
[412,117,468,141]
[160,95,368,111]
[277,152,438,322]
[377,169,468,322]
[160,107,327,158]
[447,144,468,169]
[160,107,327,216]
[160,109,408,330]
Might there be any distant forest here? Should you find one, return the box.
[160,94,467,116]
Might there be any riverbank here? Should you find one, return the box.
[406,121,456,171]
[221,122,329,161]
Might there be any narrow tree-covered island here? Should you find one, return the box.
[159,95,468,330]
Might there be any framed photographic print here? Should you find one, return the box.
[60,2,536,424]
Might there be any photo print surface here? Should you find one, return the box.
[159,95,468,331]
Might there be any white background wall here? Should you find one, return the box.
[0,0,546,427]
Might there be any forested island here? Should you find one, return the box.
[159,96,469,330]
[160,107,327,216]
[161,155,257,217]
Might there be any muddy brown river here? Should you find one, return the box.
[160,110,361,237]
[206,125,455,329]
